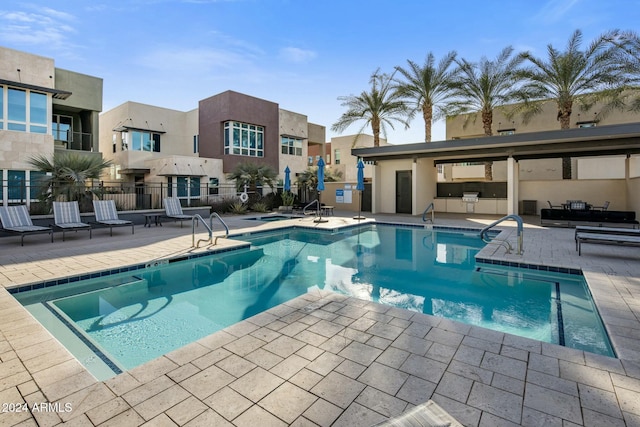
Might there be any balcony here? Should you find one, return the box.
[54,131,95,152]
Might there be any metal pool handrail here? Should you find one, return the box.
[303,199,320,217]
[422,202,435,223]
[479,214,524,255]
[192,212,229,247]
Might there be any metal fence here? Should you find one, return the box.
[1,180,300,213]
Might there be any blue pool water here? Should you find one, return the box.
[14,224,614,379]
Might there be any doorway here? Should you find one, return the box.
[395,170,412,214]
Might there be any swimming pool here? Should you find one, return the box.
[12,223,614,380]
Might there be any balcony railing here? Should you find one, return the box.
[54,131,94,152]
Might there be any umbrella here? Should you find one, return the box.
[314,158,328,223]
[316,157,325,192]
[354,159,366,220]
[356,159,365,191]
[284,166,291,191]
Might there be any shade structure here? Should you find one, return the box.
[316,158,325,191]
[284,166,291,191]
[356,159,365,191]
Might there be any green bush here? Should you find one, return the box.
[251,201,269,212]
[210,197,236,213]
[229,202,248,214]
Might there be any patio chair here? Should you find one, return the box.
[53,201,92,241]
[0,205,53,246]
[163,197,195,228]
[547,200,562,209]
[92,200,134,236]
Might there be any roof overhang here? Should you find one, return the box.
[0,78,72,100]
[119,168,151,175]
[113,125,166,134]
[351,122,640,164]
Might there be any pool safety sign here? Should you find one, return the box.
[336,187,352,203]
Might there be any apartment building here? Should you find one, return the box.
[0,46,103,207]
[100,91,325,204]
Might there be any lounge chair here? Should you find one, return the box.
[373,400,463,427]
[547,200,562,209]
[576,231,640,255]
[0,205,53,246]
[163,197,195,227]
[92,200,134,236]
[53,201,92,241]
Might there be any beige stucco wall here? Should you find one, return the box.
[0,132,53,170]
[0,47,55,89]
[446,97,640,139]
[330,134,386,182]
[145,155,223,184]
[377,159,412,214]
[54,69,103,113]
[319,182,362,212]
[278,109,309,180]
[100,102,197,176]
[520,180,626,214]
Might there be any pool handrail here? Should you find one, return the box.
[192,212,229,247]
[303,199,320,217]
[479,214,524,255]
[422,202,435,223]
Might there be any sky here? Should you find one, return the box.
[1,0,639,144]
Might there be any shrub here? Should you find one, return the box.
[210,197,236,213]
[251,201,269,212]
[229,202,248,214]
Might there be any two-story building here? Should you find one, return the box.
[99,91,325,206]
[0,46,103,209]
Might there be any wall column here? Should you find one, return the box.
[507,156,519,215]
[371,162,380,214]
[413,158,437,216]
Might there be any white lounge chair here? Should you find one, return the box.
[53,201,92,241]
[163,197,195,228]
[92,200,134,236]
[0,205,53,246]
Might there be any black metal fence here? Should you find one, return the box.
[1,180,301,213]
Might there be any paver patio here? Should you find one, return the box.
[0,212,639,426]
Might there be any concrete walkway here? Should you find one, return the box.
[0,212,639,426]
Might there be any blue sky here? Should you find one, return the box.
[1,0,639,143]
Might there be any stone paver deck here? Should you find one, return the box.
[0,212,639,426]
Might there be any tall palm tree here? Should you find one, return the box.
[519,29,633,178]
[394,51,458,142]
[332,69,411,147]
[449,46,526,179]
[602,29,640,112]
[28,152,112,211]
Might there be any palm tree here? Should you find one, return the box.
[394,51,458,142]
[519,29,634,178]
[602,29,640,112]
[226,161,277,195]
[296,166,342,202]
[449,46,526,179]
[28,152,112,211]
[332,69,411,147]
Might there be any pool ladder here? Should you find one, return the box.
[422,202,435,224]
[479,214,524,255]
[192,212,229,248]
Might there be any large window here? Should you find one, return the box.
[224,121,264,157]
[53,114,73,142]
[2,87,48,133]
[334,149,341,165]
[281,136,303,156]
[122,131,161,152]
[168,176,200,198]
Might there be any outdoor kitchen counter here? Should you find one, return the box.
[434,197,508,214]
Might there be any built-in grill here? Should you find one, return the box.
[462,192,479,213]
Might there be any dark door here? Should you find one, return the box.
[362,183,372,212]
[396,171,412,214]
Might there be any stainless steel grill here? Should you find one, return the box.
[462,192,479,213]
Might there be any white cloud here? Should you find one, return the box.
[279,47,317,64]
[533,0,581,24]
[0,7,76,49]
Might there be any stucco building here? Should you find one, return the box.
[0,46,103,208]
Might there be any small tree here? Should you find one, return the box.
[28,152,112,212]
[226,161,277,203]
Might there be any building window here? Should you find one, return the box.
[2,87,48,133]
[169,176,200,198]
[334,149,341,165]
[7,170,26,201]
[498,128,515,135]
[577,121,597,128]
[326,153,331,164]
[193,135,199,153]
[281,136,303,156]
[209,177,219,195]
[123,131,160,152]
[308,156,313,165]
[53,115,73,143]
[223,121,264,157]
